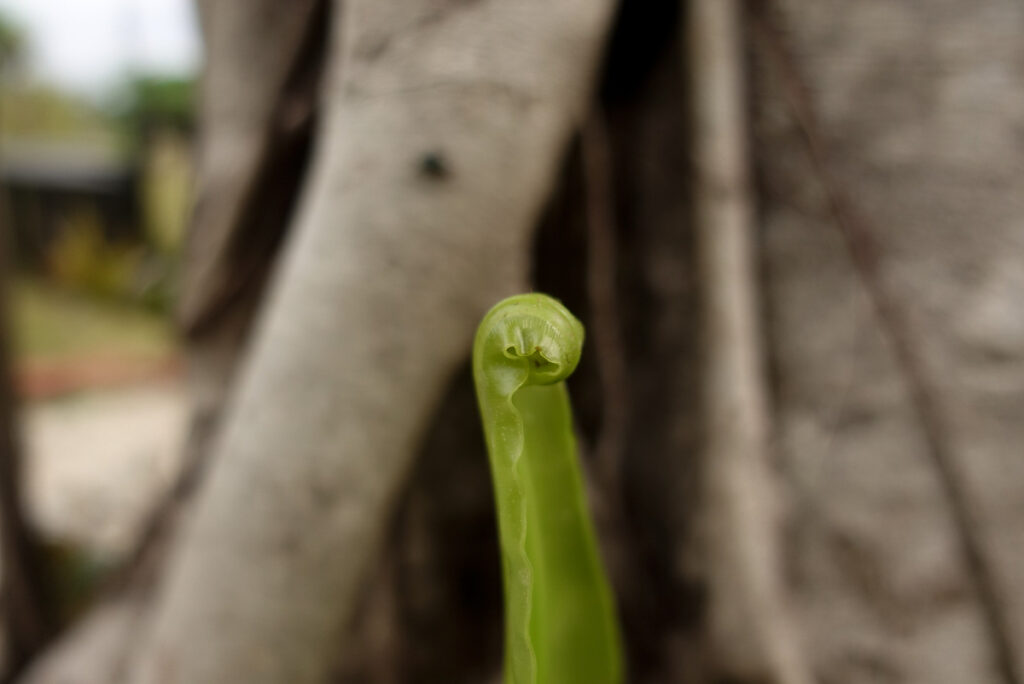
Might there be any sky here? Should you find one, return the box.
[0,0,200,96]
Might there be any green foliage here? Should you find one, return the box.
[473,294,623,684]
[48,213,140,295]
[0,83,118,146]
[140,130,192,254]
[119,75,195,137]
[0,9,26,73]
[0,72,195,150]
[12,277,173,362]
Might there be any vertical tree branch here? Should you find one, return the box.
[127,1,618,682]
[124,0,328,589]
[687,0,809,681]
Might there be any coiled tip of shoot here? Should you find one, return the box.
[474,293,584,388]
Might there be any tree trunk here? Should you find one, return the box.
[127,2,617,682]
[752,0,1024,681]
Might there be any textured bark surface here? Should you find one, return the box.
[333,366,502,684]
[752,1,1024,682]
[688,1,807,681]
[127,1,617,682]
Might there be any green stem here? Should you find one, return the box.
[473,293,623,684]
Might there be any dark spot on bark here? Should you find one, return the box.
[419,151,451,180]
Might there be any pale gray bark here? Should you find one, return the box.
[753,1,1024,682]
[127,1,617,682]
[687,1,809,682]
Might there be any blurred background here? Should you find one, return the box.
[0,0,195,571]
[1,1,1023,683]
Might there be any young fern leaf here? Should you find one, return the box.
[473,293,623,684]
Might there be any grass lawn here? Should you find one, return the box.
[10,278,176,363]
